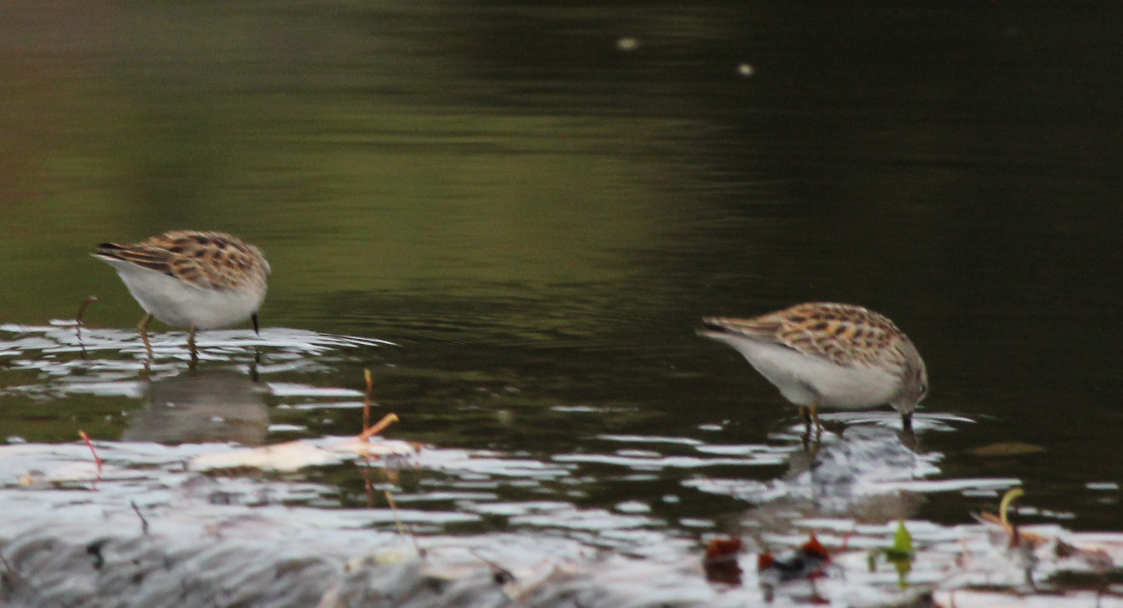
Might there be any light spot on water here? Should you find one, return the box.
[614,500,650,514]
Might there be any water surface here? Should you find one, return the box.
[2,0,1121,553]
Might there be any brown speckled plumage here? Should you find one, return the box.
[94,231,270,291]
[703,303,909,369]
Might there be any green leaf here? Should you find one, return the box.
[884,520,913,559]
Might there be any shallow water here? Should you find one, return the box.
[2,1,1123,603]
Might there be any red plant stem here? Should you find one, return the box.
[363,369,373,432]
[359,413,399,441]
[78,431,103,473]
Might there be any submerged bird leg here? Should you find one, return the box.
[137,313,154,358]
[809,403,824,441]
[799,405,824,452]
[799,404,823,431]
[251,313,262,375]
[188,327,198,369]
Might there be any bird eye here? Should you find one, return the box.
[920,383,928,395]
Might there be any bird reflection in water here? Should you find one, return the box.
[718,424,929,602]
[122,370,269,445]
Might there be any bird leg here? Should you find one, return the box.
[800,405,823,433]
[810,404,823,440]
[799,405,824,451]
[251,313,262,375]
[137,313,153,358]
[188,327,198,369]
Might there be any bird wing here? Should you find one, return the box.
[93,241,175,276]
[155,232,265,290]
[94,231,261,291]
[774,303,905,367]
[704,303,906,368]
[95,235,213,289]
[701,314,786,343]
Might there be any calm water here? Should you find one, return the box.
[2,0,1122,547]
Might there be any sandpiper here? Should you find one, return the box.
[698,302,927,432]
[92,231,270,358]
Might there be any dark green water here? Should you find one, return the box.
[2,1,1122,538]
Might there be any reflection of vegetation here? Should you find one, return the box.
[0,393,125,444]
[0,4,701,332]
[865,520,915,590]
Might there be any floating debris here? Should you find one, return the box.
[968,442,1047,457]
[703,536,743,585]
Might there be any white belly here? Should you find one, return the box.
[105,261,265,330]
[711,335,901,408]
